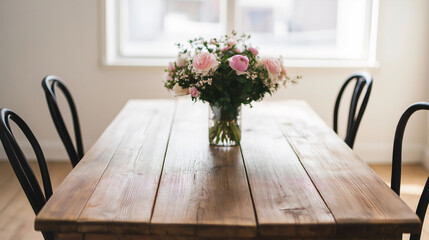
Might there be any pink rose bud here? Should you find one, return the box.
[228,55,249,75]
[248,47,259,55]
[234,48,242,53]
[227,39,236,47]
[189,87,200,97]
[264,58,281,75]
[210,38,216,44]
[192,52,219,73]
[168,62,176,71]
[221,46,230,52]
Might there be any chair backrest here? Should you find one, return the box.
[42,75,83,167]
[333,71,373,148]
[0,108,54,240]
[391,102,429,240]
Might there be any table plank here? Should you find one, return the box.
[271,101,421,237]
[35,100,175,232]
[150,100,256,238]
[240,104,336,237]
[77,100,176,234]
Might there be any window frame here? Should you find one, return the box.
[103,0,380,68]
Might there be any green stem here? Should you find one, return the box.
[226,69,235,79]
[209,119,241,145]
[230,121,240,142]
[215,123,222,144]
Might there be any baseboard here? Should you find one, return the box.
[0,140,70,161]
[354,142,424,164]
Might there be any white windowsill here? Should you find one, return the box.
[104,57,380,69]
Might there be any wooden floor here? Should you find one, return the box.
[370,164,429,239]
[0,162,72,240]
[0,162,427,240]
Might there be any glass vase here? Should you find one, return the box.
[209,104,241,146]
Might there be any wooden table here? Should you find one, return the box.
[35,99,421,240]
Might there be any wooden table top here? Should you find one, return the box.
[35,99,421,240]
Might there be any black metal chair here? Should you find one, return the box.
[390,102,429,240]
[42,75,83,167]
[333,71,373,148]
[0,108,54,240]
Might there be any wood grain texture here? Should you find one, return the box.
[84,233,401,240]
[56,233,83,240]
[240,104,335,237]
[150,100,256,238]
[77,100,175,234]
[6,163,426,240]
[270,100,421,237]
[35,100,175,232]
[32,99,421,240]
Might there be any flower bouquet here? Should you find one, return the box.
[164,32,299,146]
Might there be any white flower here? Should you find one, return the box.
[173,84,189,96]
[176,52,190,67]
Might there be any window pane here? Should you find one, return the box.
[236,0,339,58]
[121,0,223,57]
[110,0,375,62]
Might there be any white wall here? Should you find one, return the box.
[1,0,429,164]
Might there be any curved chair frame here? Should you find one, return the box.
[333,71,373,148]
[0,108,54,240]
[391,102,429,240]
[42,75,83,167]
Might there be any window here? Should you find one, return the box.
[104,0,379,67]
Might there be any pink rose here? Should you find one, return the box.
[192,52,219,74]
[228,55,249,75]
[189,87,200,97]
[264,58,281,75]
[248,47,258,55]
[168,62,176,71]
